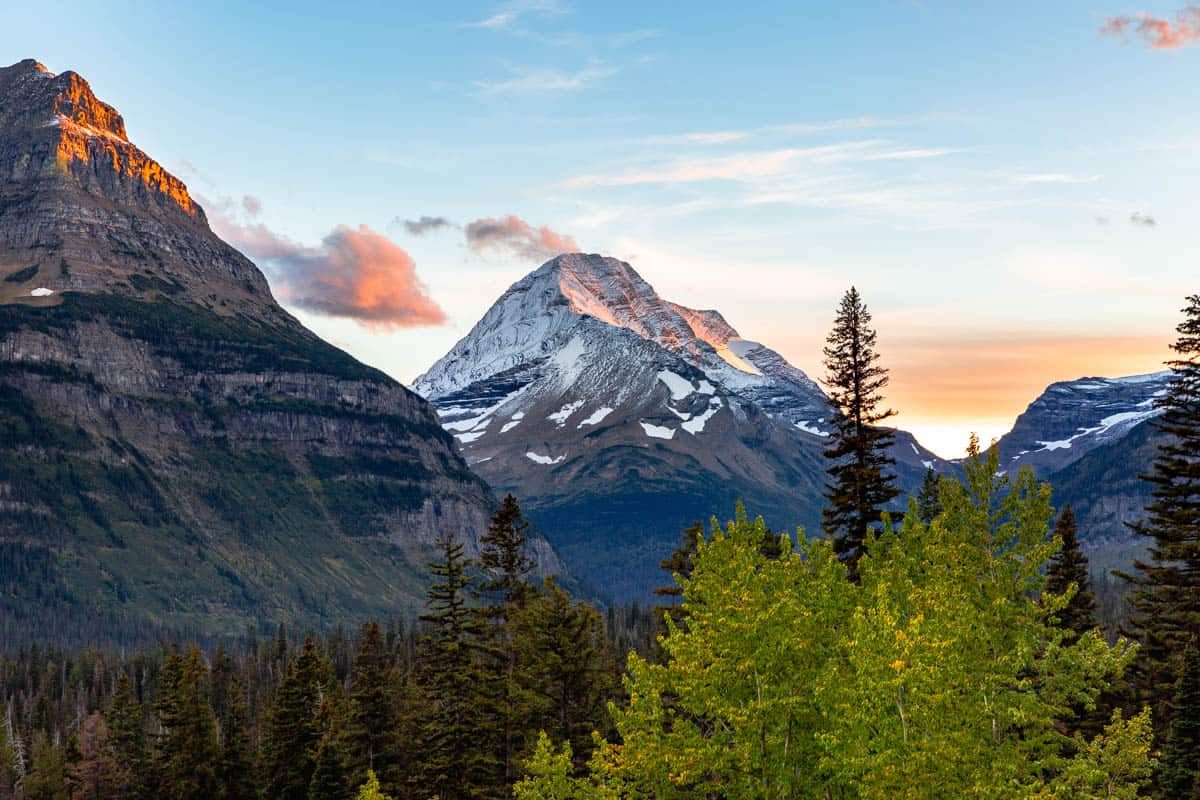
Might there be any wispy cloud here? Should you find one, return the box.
[474,63,616,94]
[399,215,452,236]
[1012,173,1102,184]
[565,140,960,188]
[204,197,446,329]
[465,215,579,262]
[1130,211,1157,227]
[1101,5,1200,49]
[462,0,566,30]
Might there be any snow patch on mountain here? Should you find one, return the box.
[578,407,613,427]
[640,422,675,440]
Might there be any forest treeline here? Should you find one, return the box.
[1,293,1198,799]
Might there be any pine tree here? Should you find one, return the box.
[477,494,536,607]
[344,622,402,793]
[820,286,900,573]
[217,673,256,800]
[416,531,493,800]
[475,496,537,788]
[308,710,352,800]
[156,647,221,800]
[67,712,127,800]
[514,579,618,765]
[107,672,151,800]
[1159,640,1200,799]
[1046,505,1099,643]
[653,522,704,630]
[916,468,942,524]
[264,636,333,800]
[1124,294,1200,725]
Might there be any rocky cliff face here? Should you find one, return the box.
[0,59,554,646]
[416,254,948,600]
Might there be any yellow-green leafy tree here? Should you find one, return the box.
[517,451,1155,799]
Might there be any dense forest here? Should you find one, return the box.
[2,292,1198,799]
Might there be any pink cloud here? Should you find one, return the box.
[207,201,445,329]
[464,215,580,263]
[1101,5,1200,48]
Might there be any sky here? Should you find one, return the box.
[3,1,1198,457]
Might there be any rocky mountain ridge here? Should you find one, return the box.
[0,58,555,646]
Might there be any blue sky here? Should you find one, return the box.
[4,1,1198,456]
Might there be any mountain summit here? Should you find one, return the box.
[0,60,552,645]
[416,253,947,599]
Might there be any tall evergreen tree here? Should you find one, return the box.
[477,494,536,606]
[107,672,151,800]
[1046,505,1099,643]
[155,647,220,800]
[1125,294,1200,725]
[308,708,352,800]
[653,522,704,630]
[820,287,900,573]
[1159,640,1200,799]
[916,468,942,525]
[344,622,402,793]
[416,531,494,800]
[263,636,333,800]
[513,579,618,765]
[217,673,256,800]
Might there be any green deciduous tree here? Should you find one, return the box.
[821,287,900,573]
[590,455,1150,798]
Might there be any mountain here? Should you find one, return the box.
[991,372,1171,477]
[415,253,950,600]
[982,371,1173,572]
[0,59,557,647]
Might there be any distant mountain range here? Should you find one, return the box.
[415,254,952,600]
[0,58,559,647]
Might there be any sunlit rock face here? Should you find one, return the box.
[0,58,559,646]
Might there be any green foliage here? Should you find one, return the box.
[916,467,941,524]
[821,286,900,572]
[354,769,394,800]
[1125,294,1200,728]
[155,647,221,800]
[1158,642,1200,799]
[344,621,402,793]
[600,456,1149,798]
[264,636,335,800]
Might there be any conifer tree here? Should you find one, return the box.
[107,672,151,800]
[1125,294,1200,725]
[344,622,402,794]
[155,647,220,800]
[68,712,127,800]
[514,579,618,764]
[1159,640,1200,799]
[820,287,900,572]
[475,495,537,787]
[417,531,493,800]
[217,673,256,800]
[916,468,942,524]
[478,494,536,607]
[264,636,333,800]
[653,522,704,630]
[308,710,352,800]
[1046,505,1099,643]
